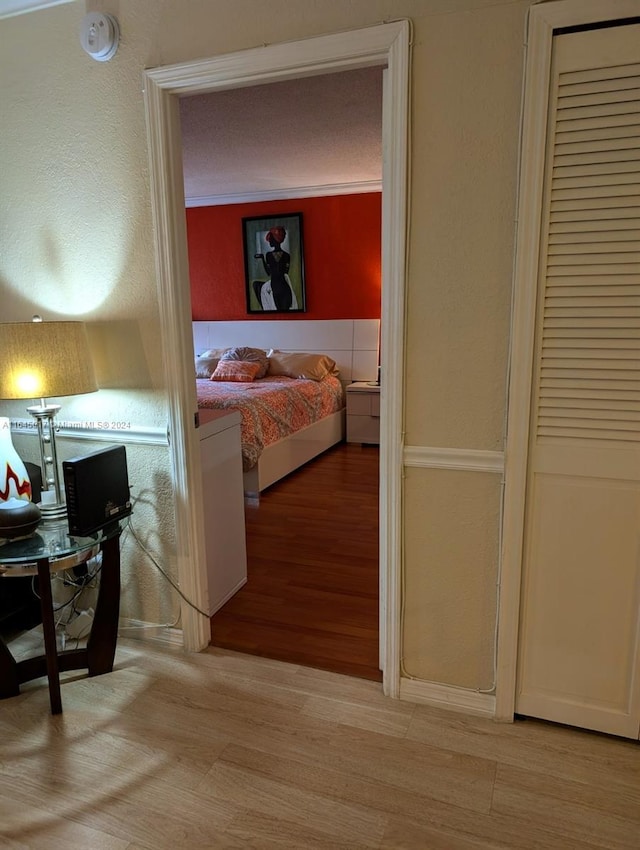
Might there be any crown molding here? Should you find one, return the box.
[0,0,73,19]
[185,180,382,208]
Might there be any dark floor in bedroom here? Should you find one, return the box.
[210,440,381,681]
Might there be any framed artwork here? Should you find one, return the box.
[243,212,306,314]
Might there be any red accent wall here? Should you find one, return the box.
[186,193,381,320]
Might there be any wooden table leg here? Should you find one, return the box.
[0,633,20,699]
[36,557,62,715]
[87,533,121,676]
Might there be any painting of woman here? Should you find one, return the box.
[243,213,306,313]
[252,226,299,311]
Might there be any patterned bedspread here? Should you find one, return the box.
[196,375,345,471]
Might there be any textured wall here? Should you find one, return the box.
[0,3,177,626]
[187,194,382,321]
[0,0,530,687]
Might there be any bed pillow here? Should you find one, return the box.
[267,351,339,381]
[211,360,261,382]
[195,348,228,378]
[220,346,269,379]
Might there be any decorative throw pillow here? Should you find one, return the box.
[195,356,220,378]
[267,351,339,381]
[220,346,269,379]
[195,348,228,378]
[211,360,261,382]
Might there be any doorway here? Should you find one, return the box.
[143,21,409,696]
[179,69,383,679]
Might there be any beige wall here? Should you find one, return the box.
[406,1,526,450]
[403,468,502,688]
[0,0,530,688]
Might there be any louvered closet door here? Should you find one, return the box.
[516,23,640,738]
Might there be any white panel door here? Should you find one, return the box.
[516,24,640,739]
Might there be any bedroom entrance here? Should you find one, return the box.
[143,21,409,695]
[180,67,384,680]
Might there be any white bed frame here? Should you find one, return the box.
[242,408,345,497]
[193,319,378,496]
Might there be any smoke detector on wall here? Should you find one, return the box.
[80,12,119,62]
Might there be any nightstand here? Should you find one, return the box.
[346,382,380,444]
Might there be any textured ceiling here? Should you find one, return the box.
[179,66,384,204]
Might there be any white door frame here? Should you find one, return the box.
[143,21,410,696]
[496,0,640,721]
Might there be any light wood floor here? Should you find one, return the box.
[0,638,638,849]
[211,442,381,681]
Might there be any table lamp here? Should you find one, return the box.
[0,319,98,521]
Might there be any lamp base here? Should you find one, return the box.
[27,402,66,522]
[38,501,68,522]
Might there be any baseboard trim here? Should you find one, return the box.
[400,677,496,717]
[118,618,184,648]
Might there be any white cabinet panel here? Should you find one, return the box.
[198,410,247,616]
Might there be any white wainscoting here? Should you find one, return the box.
[193,319,380,384]
[402,444,504,715]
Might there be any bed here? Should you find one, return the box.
[195,347,346,497]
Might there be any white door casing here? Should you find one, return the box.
[143,22,409,696]
[498,0,640,737]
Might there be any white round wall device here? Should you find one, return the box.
[80,12,120,62]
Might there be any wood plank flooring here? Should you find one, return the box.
[210,441,381,681]
[0,638,638,849]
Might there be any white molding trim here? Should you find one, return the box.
[143,21,410,688]
[527,0,640,28]
[185,180,382,207]
[379,24,410,699]
[145,24,405,92]
[11,419,168,446]
[143,72,211,653]
[0,0,72,19]
[118,618,184,648]
[404,446,504,474]
[400,677,496,717]
[496,0,640,723]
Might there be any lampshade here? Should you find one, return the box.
[0,321,97,400]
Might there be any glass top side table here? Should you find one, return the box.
[0,517,128,714]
